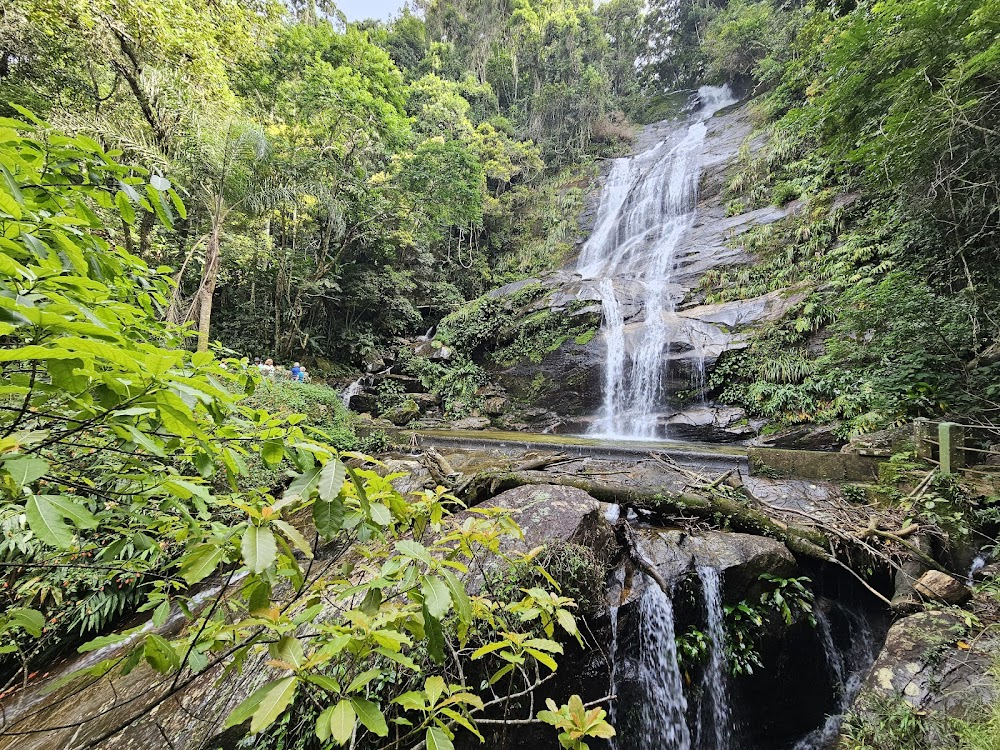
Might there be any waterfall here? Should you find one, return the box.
[580,86,737,439]
[341,377,364,408]
[607,564,625,750]
[697,566,732,750]
[635,580,693,749]
[790,600,876,750]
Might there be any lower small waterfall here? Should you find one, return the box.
[697,566,732,750]
[606,546,882,750]
[636,580,692,749]
[790,600,876,750]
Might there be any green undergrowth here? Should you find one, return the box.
[416,283,598,414]
[491,162,598,283]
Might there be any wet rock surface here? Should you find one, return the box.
[629,528,797,604]
[853,610,998,717]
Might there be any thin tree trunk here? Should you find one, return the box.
[196,220,222,352]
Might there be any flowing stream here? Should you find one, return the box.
[579,86,737,438]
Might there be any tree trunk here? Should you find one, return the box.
[196,221,222,352]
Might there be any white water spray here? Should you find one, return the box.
[636,580,693,749]
[580,86,737,438]
[697,566,732,750]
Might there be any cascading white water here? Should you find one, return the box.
[607,564,625,750]
[697,566,732,750]
[580,86,737,439]
[341,377,365,408]
[791,600,876,750]
[636,580,693,749]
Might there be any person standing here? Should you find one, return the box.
[291,362,302,381]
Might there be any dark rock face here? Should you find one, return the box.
[853,610,998,718]
[628,528,797,604]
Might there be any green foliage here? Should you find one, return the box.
[723,574,816,676]
[2,0,636,373]
[435,284,601,377]
[841,694,953,750]
[245,381,358,451]
[706,0,1000,431]
[0,120,585,750]
[675,625,710,670]
[537,694,616,750]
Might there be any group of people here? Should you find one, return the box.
[255,358,310,382]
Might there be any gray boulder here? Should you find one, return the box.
[853,610,998,718]
[630,528,796,604]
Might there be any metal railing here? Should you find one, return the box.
[913,418,1000,479]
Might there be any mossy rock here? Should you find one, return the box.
[383,399,420,426]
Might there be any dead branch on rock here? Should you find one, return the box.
[512,453,575,472]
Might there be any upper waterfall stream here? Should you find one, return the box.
[579,86,738,439]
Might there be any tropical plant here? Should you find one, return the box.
[0,115,582,748]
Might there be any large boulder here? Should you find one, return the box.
[913,570,972,605]
[473,484,618,565]
[383,398,420,426]
[629,528,796,604]
[853,610,999,719]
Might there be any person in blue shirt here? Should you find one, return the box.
[291,362,302,381]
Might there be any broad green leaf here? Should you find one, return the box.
[42,495,97,529]
[250,676,298,734]
[261,440,284,467]
[421,575,452,620]
[115,190,136,225]
[396,540,433,566]
[281,465,321,506]
[423,603,445,665]
[329,699,357,745]
[77,626,144,653]
[318,458,347,501]
[350,698,388,737]
[25,494,73,548]
[0,187,21,219]
[242,525,277,574]
[441,569,472,640]
[272,519,313,559]
[426,726,454,750]
[223,681,273,729]
[268,636,305,669]
[316,704,335,742]
[305,674,342,694]
[346,667,381,694]
[5,607,43,636]
[144,634,179,673]
[3,456,49,487]
[178,544,226,584]
[313,497,345,539]
[152,600,171,628]
[556,609,578,637]
[424,675,446,707]
[368,502,391,526]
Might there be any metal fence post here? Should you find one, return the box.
[938,422,965,475]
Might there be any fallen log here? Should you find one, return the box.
[461,470,832,561]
